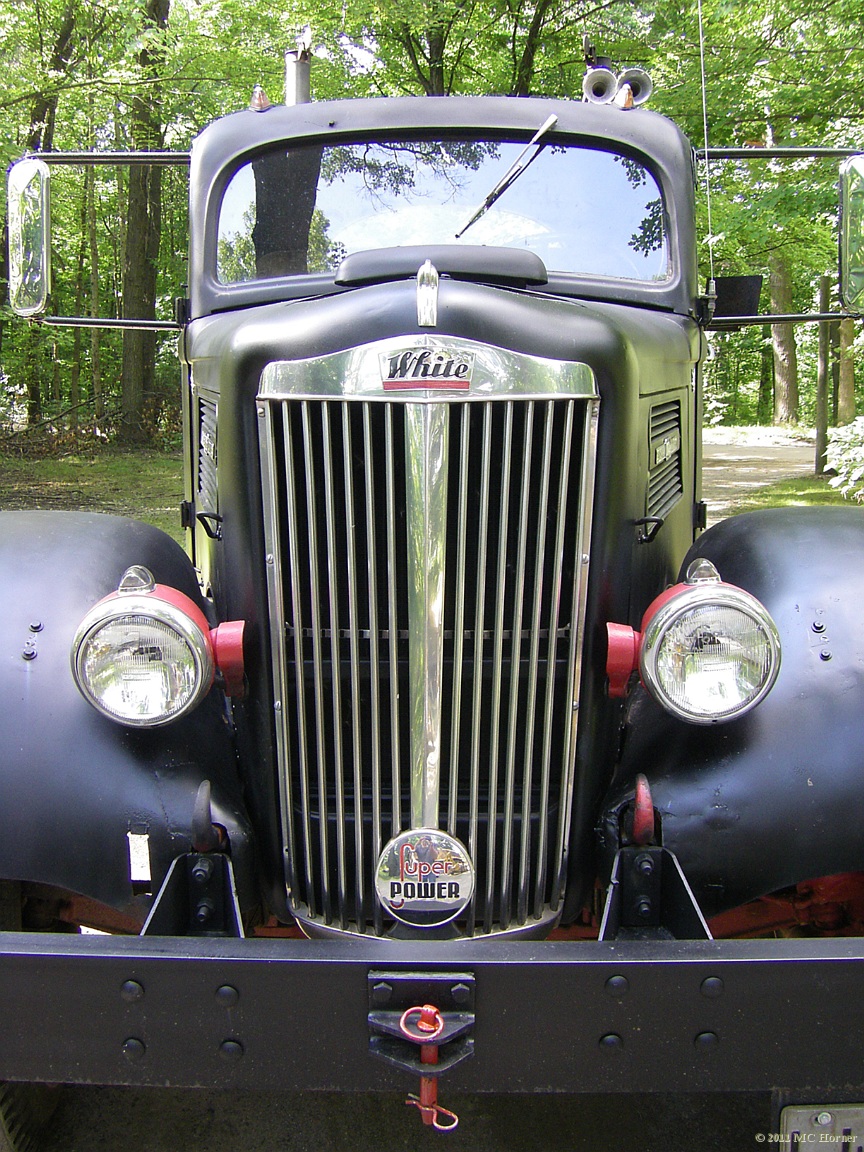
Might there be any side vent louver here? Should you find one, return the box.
[647,398,682,519]
[197,396,218,512]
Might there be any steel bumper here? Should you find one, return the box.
[1,932,863,1093]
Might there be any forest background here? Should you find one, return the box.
[0,0,862,450]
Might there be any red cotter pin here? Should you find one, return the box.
[400,1004,459,1132]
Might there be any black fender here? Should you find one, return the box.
[0,511,254,926]
[600,507,864,918]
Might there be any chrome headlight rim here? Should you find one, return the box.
[639,581,781,725]
[71,591,215,728]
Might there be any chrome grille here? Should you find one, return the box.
[258,343,597,938]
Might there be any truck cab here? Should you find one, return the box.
[4,77,864,1145]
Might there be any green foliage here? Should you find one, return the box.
[826,417,864,502]
[2,0,863,443]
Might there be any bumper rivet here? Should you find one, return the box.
[219,1039,244,1061]
[216,985,239,1007]
[120,980,144,1003]
[599,1033,623,1050]
[700,976,724,998]
[694,1031,719,1049]
[605,975,629,998]
[122,1037,146,1061]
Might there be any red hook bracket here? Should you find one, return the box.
[399,1005,459,1132]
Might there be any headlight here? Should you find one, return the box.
[72,566,215,727]
[639,558,781,724]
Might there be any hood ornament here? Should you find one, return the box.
[416,260,439,327]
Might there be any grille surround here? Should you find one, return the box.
[258,336,598,938]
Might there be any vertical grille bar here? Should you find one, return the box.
[384,404,402,838]
[484,401,514,933]
[341,406,365,929]
[517,402,556,924]
[500,402,535,930]
[533,400,576,917]
[551,401,599,910]
[320,404,348,928]
[363,406,384,936]
[300,402,332,923]
[280,406,315,917]
[466,405,493,936]
[447,408,471,837]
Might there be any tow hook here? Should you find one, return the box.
[401,1005,459,1131]
[367,971,474,1133]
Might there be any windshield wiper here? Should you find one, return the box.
[454,114,559,239]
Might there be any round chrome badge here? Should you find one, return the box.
[375,828,475,928]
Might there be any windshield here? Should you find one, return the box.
[217,135,669,285]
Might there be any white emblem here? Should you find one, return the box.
[380,348,475,391]
[375,828,475,928]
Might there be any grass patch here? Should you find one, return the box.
[726,472,851,516]
[0,450,185,543]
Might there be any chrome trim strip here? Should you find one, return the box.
[551,399,600,911]
[257,404,300,910]
[260,336,596,402]
[533,400,576,918]
[279,405,315,917]
[405,403,449,830]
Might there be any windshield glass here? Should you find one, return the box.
[217,135,669,285]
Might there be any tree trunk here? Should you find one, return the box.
[87,166,103,420]
[511,0,552,96]
[837,317,856,425]
[757,324,773,424]
[20,3,77,427]
[119,0,169,445]
[768,250,798,423]
[815,276,831,475]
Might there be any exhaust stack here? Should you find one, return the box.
[285,28,312,105]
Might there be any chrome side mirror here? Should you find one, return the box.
[840,155,864,315]
[7,158,51,317]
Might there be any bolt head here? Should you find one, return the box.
[605,975,629,998]
[599,1033,623,1051]
[371,981,392,1006]
[450,982,471,1005]
[815,1112,833,1127]
[122,1037,146,1062]
[219,1039,244,1062]
[700,976,724,999]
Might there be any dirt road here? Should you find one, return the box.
[702,430,816,523]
